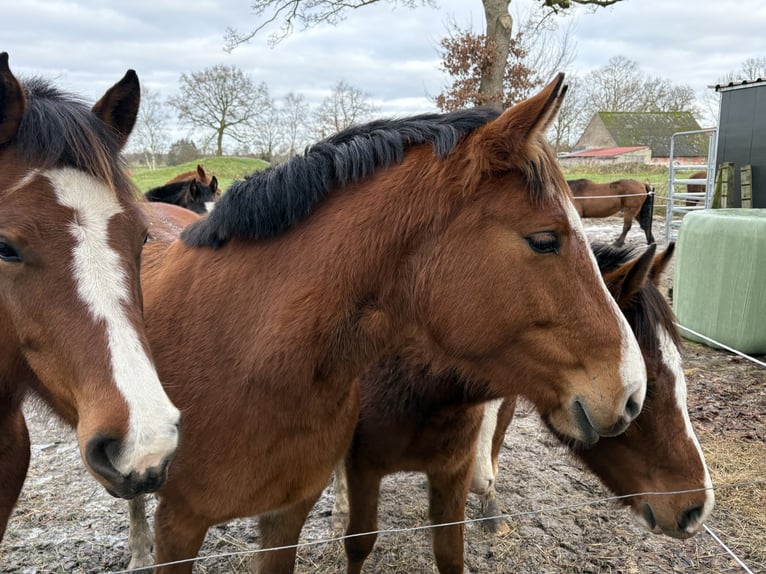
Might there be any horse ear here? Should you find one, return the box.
[91,69,141,149]
[0,52,26,145]
[473,73,567,170]
[197,164,206,181]
[188,180,200,201]
[210,176,218,194]
[603,243,657,309]
[650,242,675,285]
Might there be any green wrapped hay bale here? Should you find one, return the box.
[673,209,766,354]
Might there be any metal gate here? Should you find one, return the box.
[664,128,718,242]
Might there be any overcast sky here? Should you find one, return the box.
[5,0,766,131]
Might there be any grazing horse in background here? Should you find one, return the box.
[685,170,707,206]
[470,242,714,542]
[165,163,213,186]
[0,53,180,541]
[144,176,219,214]
[568,178,655,246]
[330,242,713,573]
[19,75,647,572]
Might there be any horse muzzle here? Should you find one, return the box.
[84,434,174,499]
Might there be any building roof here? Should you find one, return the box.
[563,146,649,158]
[594,111,706,157]
[714,78,766,92]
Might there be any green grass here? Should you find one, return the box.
[130,157,270,192]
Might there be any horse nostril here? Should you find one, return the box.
[678,504,704,531]
[85,434,124,487]
[625,390,643,420]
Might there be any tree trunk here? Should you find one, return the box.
[216,129,224,156]
[479,0,513,110]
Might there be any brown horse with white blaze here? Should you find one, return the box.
[568,178,655,246]
[0,53,180,539]
[471,242,714,541]
[63,75,647,572]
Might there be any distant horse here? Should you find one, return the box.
[685,170,707,206]
[144,177,219,214]
[330,242,712,573]
[4,75,648,572]
[470,242,714,542]
[0,53,180,540]
[568,178,655,246]
[165,163,214,186]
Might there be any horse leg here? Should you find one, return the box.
[614,213,632,247]
[256,490,322,574]
[344,465,382,574]
[153,498,211,574]
[0,402,30,541]
[127,495,154,570]
[428,463,473,574]
[478,396,516,535]
[332,458,350,533]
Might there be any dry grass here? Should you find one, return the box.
[700,434,766,571]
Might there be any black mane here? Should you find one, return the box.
[12,77,132,194]
[591,242,680,355]
[181,108,501,248]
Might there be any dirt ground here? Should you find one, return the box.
[1,215,764,574]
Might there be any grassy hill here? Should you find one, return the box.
[131,157,270,193]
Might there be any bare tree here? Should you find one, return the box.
[312,80,376,139]
[224,0,624,108]
[130,86,169,170]
[280,92,310,156]
[251,94,282,161]
[168,64,271,156]
[580,56,697,118]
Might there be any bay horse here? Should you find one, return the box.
[165,163,214,186]
[144,176,219,214]
[329,243,713,573]
[568,178,654,246]
[685,170,707,206]
[0,53,180,540]
[8,75,647,571]
[470,242,714,542]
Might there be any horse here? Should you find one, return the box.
[568,178,655,246]
[165,163,214,186]
[6,74,647,572]
[140,202,202,243]
[329,242,713,573]
[469,242,714,543]
[0,53,180,541]
[144,177,219,214]
[685,170,707,206]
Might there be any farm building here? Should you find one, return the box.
[557,145,650,168]
[568,111,709,165]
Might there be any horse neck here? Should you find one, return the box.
[146,154,462,392]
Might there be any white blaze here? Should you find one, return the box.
[658,326,715,529]
[48,167,180,475]
[563,196,647,407]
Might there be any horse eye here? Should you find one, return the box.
[524,232,559,255]
[0,241,22,263]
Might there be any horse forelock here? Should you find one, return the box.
[591,242,680,356]
[182,108,501,248]
[12,77,133,198]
